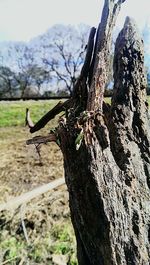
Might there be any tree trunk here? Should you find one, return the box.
[26,0,150,264]
[58,3,150,265]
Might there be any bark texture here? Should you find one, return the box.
[59,13,150,265]
[87,0,126,111]
[27,1,150,264]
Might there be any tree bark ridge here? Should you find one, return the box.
[59,14,150,265]
[87,0,126,112]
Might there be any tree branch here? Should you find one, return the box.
[80,27,96,78]
[73,27,96,101]
[25,108,34,128]
[87,0,127,111]
[26,134,57,145]
[26,99,73,133]
[55,43,72,76]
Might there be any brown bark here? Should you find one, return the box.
[87,0,126,112]
[58,9,150,265]
[27,1,150,264]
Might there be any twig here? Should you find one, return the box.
[25,108,34,128]
[20,204,30,245]
[26,134,56,145]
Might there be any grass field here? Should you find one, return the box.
[0,99,77,265]
[0,99,60,127]
[0,96,149,127]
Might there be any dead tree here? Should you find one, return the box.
[26,0,150,264]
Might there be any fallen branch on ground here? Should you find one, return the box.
[0,178,65,212]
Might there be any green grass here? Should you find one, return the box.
[0,100,60,127]
[104,95,150,105]
[0,97,149,127]
[0,223,77,265]
[47,223,77,264]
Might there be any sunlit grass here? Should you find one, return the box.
[0,97,149,127]
[0,222,77,265]
[105,95,150,106]
[0,100,59,127]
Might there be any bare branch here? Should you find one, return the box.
[20,204,30,244]
[80,27,96,78]
[55,42,72,76]
[0,178,65,212]
[43,58,71,91]
[27,99,73,133]
[25,108,34,128]
[73,27,96,102]
[26,134,57,145]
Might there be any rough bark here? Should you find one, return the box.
[87,0,126,112]
[108,17,150,263]
[26,1,150,264]
[58,13,150,265]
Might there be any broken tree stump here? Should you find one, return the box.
[26,1,150,264]
[59,12,150,265]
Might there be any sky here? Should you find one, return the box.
[0,0,150,42]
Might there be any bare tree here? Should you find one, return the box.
[0,44,50,98]
[0,65,18,98]
[12,44,35,97]
[40,24,90,95]
[29,64,50,94]
[6,43,40,97]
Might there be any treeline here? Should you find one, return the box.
[0,24,89,99]
[0,24,150,99]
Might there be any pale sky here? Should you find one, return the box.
[0,0,150,42]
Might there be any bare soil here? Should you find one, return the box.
[0,126,64,200]
[0,125,75,264]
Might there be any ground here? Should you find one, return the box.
[0,97,149,264]
[0,100,77,265]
